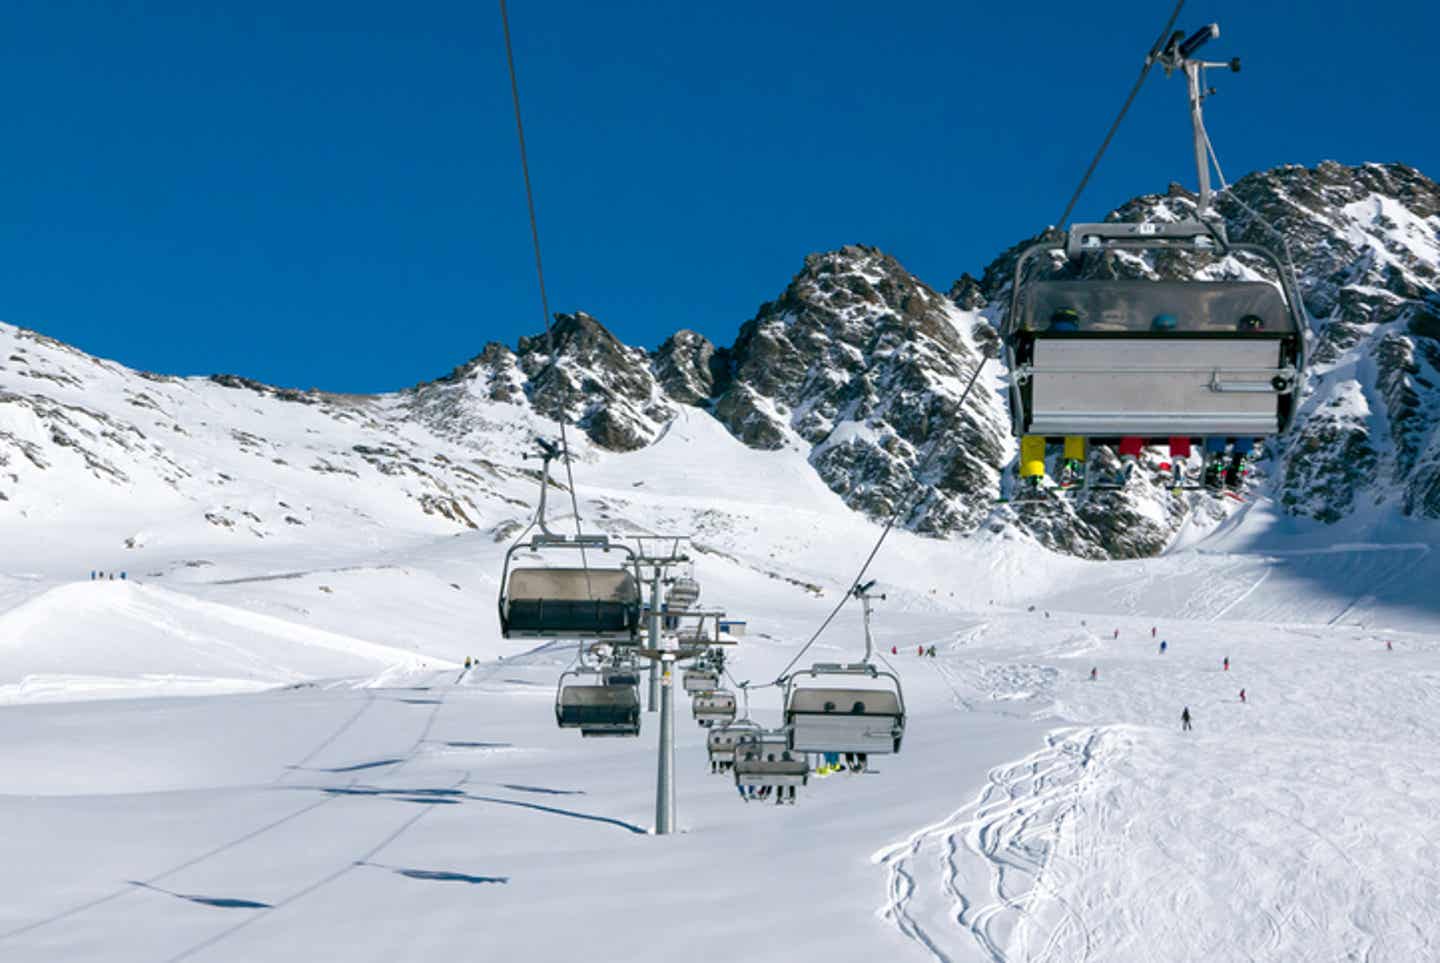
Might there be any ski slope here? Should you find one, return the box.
[3,409,1440,961]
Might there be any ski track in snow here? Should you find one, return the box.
[876,721,1440,962]
[876,726,1106,963]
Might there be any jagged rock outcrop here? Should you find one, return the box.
[706,245,1010,535]
[653,330,728,406]
[407,311,674,453]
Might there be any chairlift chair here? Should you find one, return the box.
[683,667,720,694]
[733,729,808,805]
[667,575,701,612]
[707,719,762,774]
[498,441,645,640]
[554,668,640,737]
[999,25,1310,499]
[692,689,737,728]
[500,537,643,640]
[784,662,905,771]
[1004,223,1306,443]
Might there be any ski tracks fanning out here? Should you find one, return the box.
[874,726,1119,963]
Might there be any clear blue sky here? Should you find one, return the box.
[1,1,1433,392]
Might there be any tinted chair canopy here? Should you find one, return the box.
[1022,279,1295,334]
[501,563,642,640]
[1003,223,1308,441]
[555,677,640,737]
[784,664,906,756]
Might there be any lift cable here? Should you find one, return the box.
[1054,0,1187,231]
[500,0,589,557]
[771,354,991,685]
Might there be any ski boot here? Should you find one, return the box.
[1058,458,1085,490]
[1058,436,1087,491]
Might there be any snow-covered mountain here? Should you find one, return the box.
[2,161,1436,559]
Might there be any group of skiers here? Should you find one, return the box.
[1083,623,1254,732]
[889,645,937,658]
[89,571,126,580]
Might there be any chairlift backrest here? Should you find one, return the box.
[784,666,906,756]
[500,558,642,640]
[1002,228,1307,440]
[555,677,640,734]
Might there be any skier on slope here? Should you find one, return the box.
[917,645,924,656]
[1181,707,1192,731]
[1239,689,1246,704]
[1223,656,1229,671]
[1160,640,1168,654]
[1387,640,1393,652]
[891,645,898,655]
[1151,626,1157,638]
[1090,667,1098,681]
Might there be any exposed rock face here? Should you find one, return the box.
[653,330,728,407]
[407,311,673,453]
[706,245,1010,535]
[4,161,1436,558]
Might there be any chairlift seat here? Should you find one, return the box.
[502,567,641,639]
[786,686,904,755]
[556,684,640,735]
[692,691,737,727]
[667,577,701,611]
[733,733,809,789]
[1011,279,1302,439]
[707,722,761,768]
[683,669,720,693]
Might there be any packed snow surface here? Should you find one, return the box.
[3,406,1440,961]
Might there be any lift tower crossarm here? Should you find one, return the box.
[1150,21,1241,221]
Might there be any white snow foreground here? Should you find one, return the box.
[4,356,1440,960]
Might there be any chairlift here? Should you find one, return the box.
[692,689,737,728]
[498,442,643,639]
[783,584,904,772]
[554,668,640,737]
[733,729,808,805]
[667,574,701,612]
[707,719,762,774]
[784,663,905,770]
[601,666,641,689]
[683,667,720,694]
[1004,227,1306,440]
[999,23,1309,500]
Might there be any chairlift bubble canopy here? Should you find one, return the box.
[692,689,737,728]
[784,662,905,756]
[499,534,643,640]
[733,730,809,790]
[554,668,640,737]
[1003,221,1307,441]
[707,719,763,770]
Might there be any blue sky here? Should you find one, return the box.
[0,1,1433,392]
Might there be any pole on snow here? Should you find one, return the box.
[650,568,676,834]
[647,653,659,712]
